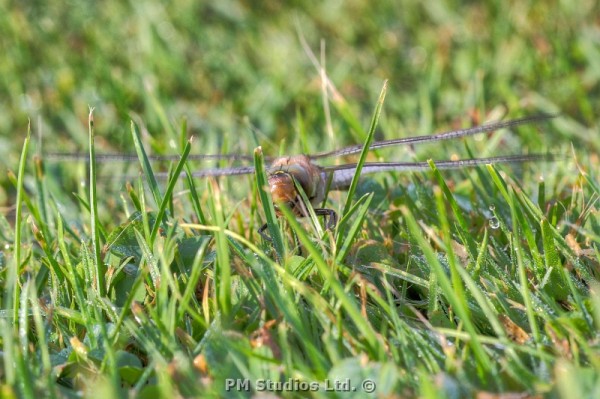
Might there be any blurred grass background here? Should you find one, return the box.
[1,0,598,194]
[1,0,600,397]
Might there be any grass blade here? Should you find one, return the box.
[254,146,285,259]
[428,159,478,259]
[278,203,383,356]
[206,179,232,320]
[149,137,192,244]
[339,80,387,221]
[508,189,542,345]
[88,109,106,297]
[335,192,373,263]
[400,204,496,378]
[9,122,31,320]
[131,120,162,208]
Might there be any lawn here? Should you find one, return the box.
[1,1,599,398]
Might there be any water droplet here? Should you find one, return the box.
[489,205,496,212]
[489,217,500,229]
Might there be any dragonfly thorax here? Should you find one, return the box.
[267,155,326,214]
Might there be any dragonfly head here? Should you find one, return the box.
[268,171,301,214]
[267,155,326,215]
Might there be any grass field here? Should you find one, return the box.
[1,1,600,398]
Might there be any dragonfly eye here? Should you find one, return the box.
[268,172,296,205]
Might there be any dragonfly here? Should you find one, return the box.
[48,114,557,235]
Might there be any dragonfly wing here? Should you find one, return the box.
[325,154,559,191]
[311,114,555,159]
[140,165,256,180]
[45,152,261,163]
[178,165,255,178]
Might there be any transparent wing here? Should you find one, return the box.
[324,153,559,190]
[45,152,258,162]
[187,165,256,178]
[46,115,555,164]
[140,165,256,180]
[311,114,555,159]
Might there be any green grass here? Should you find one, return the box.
[1,1,600,398]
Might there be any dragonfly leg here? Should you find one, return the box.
[314,208,338,230]
[258,223,272,242]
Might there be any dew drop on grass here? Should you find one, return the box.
[488,205,499,229]
[489,217,500,229]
